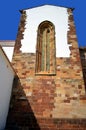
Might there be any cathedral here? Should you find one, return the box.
[0,4,86,130]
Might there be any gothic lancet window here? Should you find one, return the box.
[35,21,56,75]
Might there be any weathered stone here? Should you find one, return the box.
[6,6,86,130]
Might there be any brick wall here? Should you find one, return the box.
[6,8,86,130]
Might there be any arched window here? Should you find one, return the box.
[36,21,56,75]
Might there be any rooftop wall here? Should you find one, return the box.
[0,47,15,129]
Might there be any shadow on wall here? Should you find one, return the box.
[5,76,40,130]
[5,74,86,130]
[83,69,86,92]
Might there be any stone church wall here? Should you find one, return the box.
[6,6,86,130]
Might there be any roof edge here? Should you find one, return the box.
[19,4,75,13]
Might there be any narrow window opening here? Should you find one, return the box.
[36,21,56,75]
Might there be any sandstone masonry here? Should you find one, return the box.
[6,6,86,130]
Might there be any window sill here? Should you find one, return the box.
[35,71,56,76]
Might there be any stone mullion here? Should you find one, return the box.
[44,29,47,71]
[36,32,43,73]
[36,33,39,73]
[41,31,45,71]
[53,30,56,74]
[46,29,50,72]
[50,29,56,74]
[38,40,40,72]
[50,30,53,73]
[39,34,42,72]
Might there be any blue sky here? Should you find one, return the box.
[0,0,86,46]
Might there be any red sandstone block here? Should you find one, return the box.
[64,99,70,103]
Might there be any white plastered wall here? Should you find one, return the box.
[0,49,14,130]
[20,5,71,57]
[2,47,14,61]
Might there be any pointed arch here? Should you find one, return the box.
[36,21,56,75]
